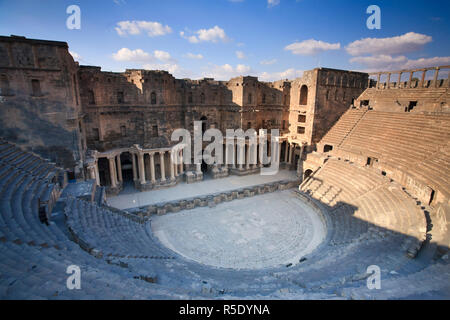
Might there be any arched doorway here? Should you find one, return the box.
[304,169,313,180]
[120,152,133,183]
[299,85,308,105]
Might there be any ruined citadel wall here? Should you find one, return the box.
[289,68,368,146]
[0,36,85,178]
[355,66,450,113]
[79,70,291,154]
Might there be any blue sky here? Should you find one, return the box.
[0,0,449,80]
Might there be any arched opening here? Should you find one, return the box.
[120,152,134,185]
[248,93,252,104]
[88,90,95,105]
[151,92,157,105]
[200,93,205,104]
[299,85,308,105]
[188,92,193,103]
[304,169,313,180]
[262,93,266,104]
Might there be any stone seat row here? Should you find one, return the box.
[65,198,174,259]
[300,158,427,257]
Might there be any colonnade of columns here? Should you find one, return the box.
[369,66,450,90]
[88,147,185,188]
[222,140,280,170]
[282,141,306,177]
[87,140,305,189]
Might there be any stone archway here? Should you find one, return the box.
[304,169,313,180]
[300,85,308,105]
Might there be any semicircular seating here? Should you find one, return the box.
[0,138,449,299]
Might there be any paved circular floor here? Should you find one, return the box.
[150,190,327,270]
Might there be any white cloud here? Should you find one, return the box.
[181,26,229,44]
[268,0,280,7]
[69,51,82,62]
[202,64,252,80]
[153,50,172,62]
[236,51,246,59]
[402,56,450,69]
[350,54,450,71]
[112,48,153,62]
[346,32,432,56]
[115,20,172,37]
[259,68,303,81]
[260,59,277,65]
[184,53,204,60]
[112,48,175,65]
[285,39,340,56]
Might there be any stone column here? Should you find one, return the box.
[225,143,230,167]
[258,142,263,168]
[138,152,146,184]
[408,72,413,88]
[232,143,236,168]
[116,154,123,183]
[179,150,184,174]
[246,144,251,170]
[288,143,294,164]
[149,153,156,183]
[433,68,440,88]
[421,69,426,87]
[95,162,100,186]
[131,153,138,181]
[88,164,96,181]
[173,151,179,177]
[386,73,391,89]
[376,73,381,89]
[159,151,166,182]
[297,144,305,177]
[238,142,244,170]
[108,156,117,188]
[276,141,281,164]
[196,163,202,174]
[398,73,402,89]
[169,150,175,180]
[284,142,289,163]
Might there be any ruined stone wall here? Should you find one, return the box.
[229,76,290,132]
[289,69,318,145]
[80,69,289,153]
[289,68,368,146]
[312,69,368,144]
[0,36,85,177]
[354,84,449,113]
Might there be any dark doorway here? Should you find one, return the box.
[304,169,313,179]
[406,101,417,112]
[120,152,133,183]
[200,116,207,134]
[98,157,110,186]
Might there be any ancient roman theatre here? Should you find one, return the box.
[0,35,449,299]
